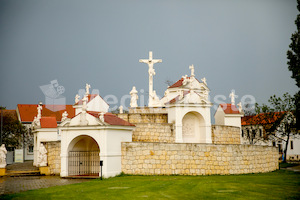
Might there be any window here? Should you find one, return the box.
[259,129,262,137]
[291,141,293,150]
[242,130,244,137]
[247,130,250,138]
[28,145,34,153]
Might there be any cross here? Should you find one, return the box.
[139,51,162,107]
[189,64,195,77]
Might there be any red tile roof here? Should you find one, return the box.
[0,110,18,121]
[220,104,240,114]
[169,77,203,88]
[40,117,57,128]
[167,90,190,104]
[241,111,286,126]
[75,94,98,105]
[17,104,75,122]
[87,111,135,127]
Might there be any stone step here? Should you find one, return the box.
[6,170,41,177]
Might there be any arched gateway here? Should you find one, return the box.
[68,135,100,176]
[59,110,134,178]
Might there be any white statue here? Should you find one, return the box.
[150,91,162,107]
[229,90,237,105]
[61,111,68,121]
[38,143,47,167]
[32,116,40,128]
[75,94,80,104]
[189,64,195,77]
[201,77,207,85]
[37,104,42,120]
[237,102,243,113]
[82,95,88,111]
[130,86,138,108]
[119,105,123,114]
[182,75,189,86]
[0,144,7,168]
[139,51,162,107]
[99,112,105,122]
[85,83,91,95]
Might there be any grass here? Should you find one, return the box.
[1,170,300,200]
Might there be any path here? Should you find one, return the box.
[0,161,91,196]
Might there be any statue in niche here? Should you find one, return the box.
[38,143,47,167]
[130,86,138,108]
[0,144,7,168]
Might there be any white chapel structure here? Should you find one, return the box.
[29,51,278,178]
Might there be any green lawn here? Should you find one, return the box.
[2,170,300,200]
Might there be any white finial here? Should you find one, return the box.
[201,77,207,85]
[61,111,68,121]
[189,64,195,77]
[119,105,123,114]
[237,102,243,113]
[229,90,238,105]
[75,94,80,104]
[130,86,138,108]
[139,51,162,107]
[85,83,91,95]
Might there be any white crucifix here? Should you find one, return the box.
[139,51,162,107]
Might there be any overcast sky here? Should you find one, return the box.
[0,0,298,112]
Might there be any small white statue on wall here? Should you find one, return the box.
[119,105,124,114]
[0,144,7,168]
[38,143,47,167]
[237,102,243,113]
[37,104,42,120]
[85,83,91,95]
[75,94,80,104]
[130,86,138,108]
[61,111,68,121]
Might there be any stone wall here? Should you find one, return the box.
[121,142,279,175]
[45,141,61,175]
[133,123,175,143]
[117,113,175,143]
[212,125,241,144]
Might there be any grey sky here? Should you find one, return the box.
[0,0,298,111]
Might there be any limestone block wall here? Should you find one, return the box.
[45,141,61,175]
[121,142,279,175]
[212,125,241,144]
[133,123,175,143]
[117,113,174,143]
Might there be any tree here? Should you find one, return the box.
[254,93,297,163]
[287,0,300,129]
[0,109,28,149]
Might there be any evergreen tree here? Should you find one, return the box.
[287,0,300,129]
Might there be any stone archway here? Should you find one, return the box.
[67,135,100,177]
[182,112,206,143]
